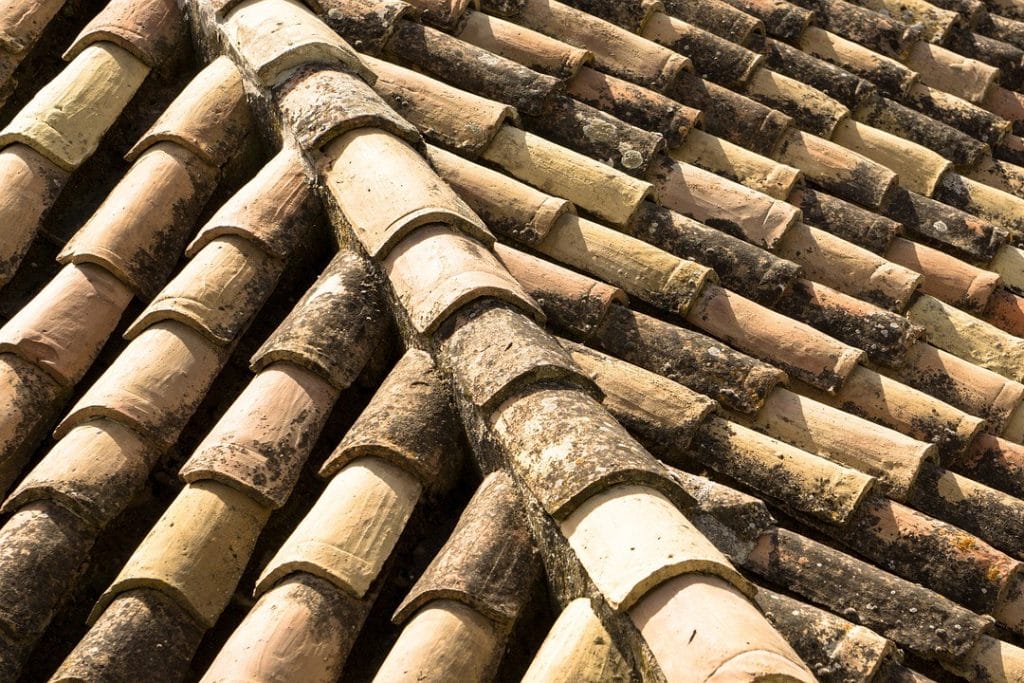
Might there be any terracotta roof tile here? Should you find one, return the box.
[0,355,68,495]
[641,11,764,88]
[670,128,803,200]
[885,186,1007,259]
[312,0,413,54]
[795,0,916,56]
[58,143,220,300]
[520,598,631,681]
[765,35,880,108]
[799,25,919,97]
[906,80,1011,145]
[721,0,815,40]
[886,235,1000,310]
[0,43,150,171]
[365,55,516,157]
[743,66,852,136]
[403,0,475,30]
[788,184,903,252]
[457,10,592,79]
[0,0,65,57]
[62,0,184,70]
[661,0,766,45]
[0,145,67,288]
[322,129,492,258]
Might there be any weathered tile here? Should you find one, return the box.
[992,244,1024,292]
[59,143,220,300]
[62,0,184,69]
[495,244,626,341]
[685,284,864,391]
[127,236,282,344]
[310,0,411,57]
[94,481,269,628]
[855,95,989,169]
[6,418,157,528]
[775,222,921,312]
[55,321,229,447]
[905,81,1010,146]
[438,304,595,413]
[222,0,372,86]
[251,251,387,390]
[384,21,563,118]
[775,127,897,209]
[426,145,570,245]
[907,41,998,105]
[556,0,660,32]
[746,527,993,661]
[524,94,665,176]
[862,0,958,41]
[671,128,802,200]
[885,186,1006,261]
[200,574,367,683]
[693,416,875,524]
[127,56,251,167]
[641,12,764,88]
[480,125,655,227]
[0,43,150,170]
[566,66,701,148]
[277,64,419,151]
[393,471,539,625]
[952,636,1024,682]
[832,118,953,197]
[629,202,802,307]
[504,0,690,90]
[0,144,68,288]
[798,26,917,98]
[382,224,542,335]
[763,37,878,110]
[847,495,1022,616]
[363,56,513,157]
[0,263,131,386]
[667,70,793,156]
[775,278,925,367]
[562,340,716,461]
[188,148,315,260]
[754,587,898,680]
[787,185,901,254]
[800,365,985,461]
[521,598,630,683]
[886,237,999,312]
[322,128,491,257]
[52,590,204,683]
[630,573,815,681]
[908,293,1024,383]
[489,386,690,518]
[402,0,473,29]
[183,364,340,508]
[594,303,787,414]
[718,0,812,40]
[744,67,851,137]
[966,152,1024,200]
[660,0,764,45]
[647,155,799,249]
[985,287,1024,338]
[374,600,502,682]
[0,354,68,496]
[736,386,934,501]
[798,0,917,57]
[564,484,750,610]
[458,10,591,79]
[0,0,64,56]
[535,212,714,317]
[321,349,460,487]
[257,457,422,599]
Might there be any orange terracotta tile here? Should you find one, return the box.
[278,64,420,151]
[182,363,341,508]
[55,321,229,448]
[0,144,68,288]
[58,143,220,300]
[670,128,803,200]
[364,56,514,157]
[5,418,157,528]
[0,263,132,386]
[831,118,953,197]
[320,349,461,488]
[685,283,865,390]
[495,243,627,340]
[886,236,1000,311]
[222,0,373,86]
[647,155,799,249]
[906,41,999,105]
[457,10,591,79]
[322,128,492,257]
[0,354,67,497]
[985,286,1024,337]
[187,148,315,260]
[127,56,251,167]
[250,251,388,390]
[383,224,541,334]
[630,573,815,681]
[426,144,572,245]
[62,0,184,69]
